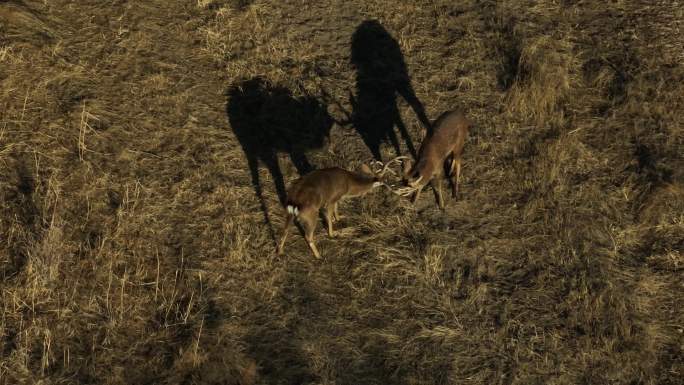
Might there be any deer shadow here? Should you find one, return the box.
[226,78,334,240]
[349,20,431,162]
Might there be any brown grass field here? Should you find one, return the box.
[1,0,683,384]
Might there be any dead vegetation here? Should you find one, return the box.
[1,0,682,384]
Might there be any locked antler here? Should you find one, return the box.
[370,156,409,177]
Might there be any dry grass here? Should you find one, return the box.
[1,0,682,384]
[504,34,578,126]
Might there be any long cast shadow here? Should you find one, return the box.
[350,20,431,161]
[226,78,333,240]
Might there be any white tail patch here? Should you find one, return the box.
[372,181,383,188]
[286,205,299,216]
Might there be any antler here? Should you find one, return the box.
[393,185,419,197]
[372,156,410,177]
[379,171,423,197]
[376,182,417,197]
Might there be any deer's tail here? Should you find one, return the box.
[286,203,300,217]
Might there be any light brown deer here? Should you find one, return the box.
[276,158,403,258]
[397,110,471,209]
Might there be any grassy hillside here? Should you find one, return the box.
[1,0,682,384]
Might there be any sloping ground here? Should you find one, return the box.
[1,0,682,384]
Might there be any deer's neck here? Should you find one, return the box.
[415,158,436,184]
[346,173,377,197]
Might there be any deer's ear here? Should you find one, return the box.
[360,163,373,176]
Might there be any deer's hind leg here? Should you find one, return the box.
[448,156,462,198]
[299,209,321,259]
[276,213,294,255]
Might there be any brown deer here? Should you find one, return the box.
[276,157,403,258]
[397,110,471,209]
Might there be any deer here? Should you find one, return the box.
[276,157,404,258]
[396,110,471,209]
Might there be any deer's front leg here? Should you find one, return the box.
[324,206,335,237]
[412,183,424,204]
[431,177,445,209]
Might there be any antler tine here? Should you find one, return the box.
[373,180,417,197]
[368,160,385,176]
[376,183,411,196]
[396,186,418,196]
[379,156,410,177]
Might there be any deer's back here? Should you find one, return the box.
[287,168,354,209]
[421,110,470,159]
